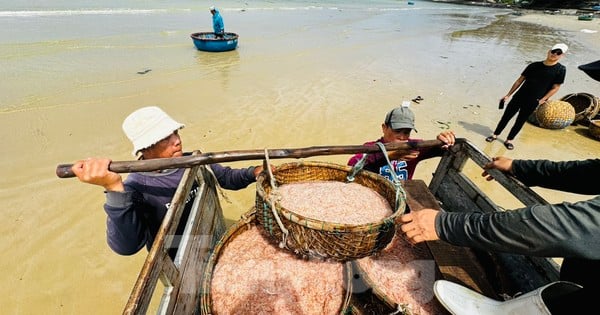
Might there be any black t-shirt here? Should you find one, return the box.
[514,61,566,101]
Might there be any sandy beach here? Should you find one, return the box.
[1,1,599,313]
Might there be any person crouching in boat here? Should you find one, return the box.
[210,6,225,39]
[71,106,263,256]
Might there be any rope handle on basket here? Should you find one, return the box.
[346,153,369,182]
[263,149,289,248]
[374,142,407,215]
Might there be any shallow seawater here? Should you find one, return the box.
[1,1,599,313]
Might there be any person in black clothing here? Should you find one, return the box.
[485,43,568,150]
[400,156,599,314]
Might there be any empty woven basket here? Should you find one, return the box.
[589,120,600,140]
[560,93,599,125]
[536,100,575,129]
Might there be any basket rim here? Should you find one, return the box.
[200,209,353,314]
[257,160,406,232]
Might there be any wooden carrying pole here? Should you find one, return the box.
[56,140,444,178]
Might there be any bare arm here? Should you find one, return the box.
[389,130,456,161]
[537,83,562,105]
[502,75,525,101]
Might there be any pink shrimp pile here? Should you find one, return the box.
[276,181,392,224]
[211,226,347,314]
[357,231,447,314]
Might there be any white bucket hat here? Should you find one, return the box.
[122,106,185,156]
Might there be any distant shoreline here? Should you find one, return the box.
[428,0,600,14]
[428,0,510,9]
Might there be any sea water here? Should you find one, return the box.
[0,0,517,112]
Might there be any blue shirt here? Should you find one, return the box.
[212,9,224,34]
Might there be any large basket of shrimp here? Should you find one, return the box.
[255,158,406,262]
[199,210,353,315]
[349,230,448,315]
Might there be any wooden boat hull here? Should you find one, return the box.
[190,32,238,52]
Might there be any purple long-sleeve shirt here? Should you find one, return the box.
[347,138,444,180]
[103,162,256,255]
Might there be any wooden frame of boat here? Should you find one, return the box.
[123,139,560,314]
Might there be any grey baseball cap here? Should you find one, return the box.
[384,106,417,132]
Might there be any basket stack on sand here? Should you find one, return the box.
[560,93,599,126]
[536,100,576,129]
[255,161,405,262]
[588,120,600,141]
[200,211,352,315]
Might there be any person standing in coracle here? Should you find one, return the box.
[210,6,225,38]
[485,43,568,150]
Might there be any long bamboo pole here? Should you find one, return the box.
[56,139,445,178]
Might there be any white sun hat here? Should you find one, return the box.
[122,106,185,156]
[551,43,568,54]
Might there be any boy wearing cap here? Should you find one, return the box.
[347,106,455,181]
[210,6,224,38]
[485,43,568,150]
[72,106,262,256]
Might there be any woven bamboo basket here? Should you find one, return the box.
[536,100,575,129]
[589,120,600,140]
[255,161,405,262]
[560,93,599,125]
[199,210,353,315]
[527,108,539,126]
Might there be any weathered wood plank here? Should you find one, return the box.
[171,167,226,314]
[124,151,228,315]
[123,163,198,315]
[403,179,497,297]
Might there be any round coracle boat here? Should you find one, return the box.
[190,32,238,52]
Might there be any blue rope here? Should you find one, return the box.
[374,142,406,215]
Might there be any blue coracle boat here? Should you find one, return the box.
[190,32,239,52]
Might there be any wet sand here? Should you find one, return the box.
[1,5,600,314]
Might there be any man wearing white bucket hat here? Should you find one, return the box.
[72,106,263,255]
[399,154,600,314]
